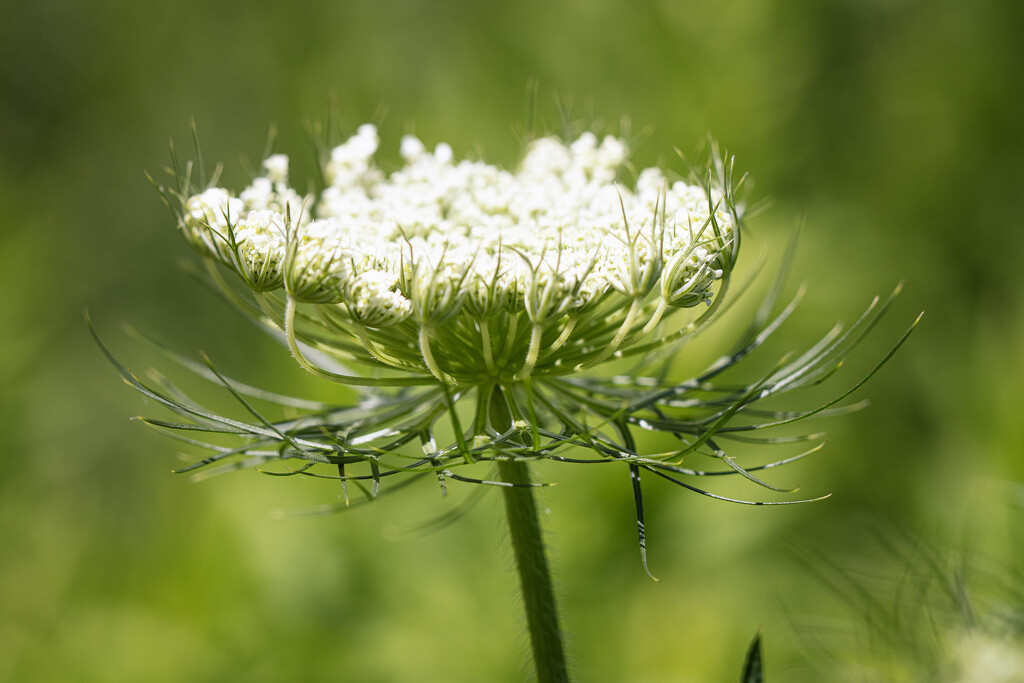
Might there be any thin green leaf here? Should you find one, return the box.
[741,630,764,683]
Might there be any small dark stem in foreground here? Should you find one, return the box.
[492,385,570,683]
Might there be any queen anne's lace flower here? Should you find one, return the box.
[115,120,913,604]
[177,125,738,386]
[90,106,922,683]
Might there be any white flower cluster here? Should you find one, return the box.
[181,124,736,329]
[184,155,308,291]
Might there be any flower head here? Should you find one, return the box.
[126,122,914,573]
[174,125,738,386]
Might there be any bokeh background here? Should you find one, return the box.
[2,0,1022,680]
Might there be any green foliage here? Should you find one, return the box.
[793,506,1024,681]
[742,631,764,683]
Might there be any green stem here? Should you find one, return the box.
[491,386,570,683]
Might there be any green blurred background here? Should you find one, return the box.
[2,0,1022,680]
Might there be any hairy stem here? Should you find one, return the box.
[491,386,570,683]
